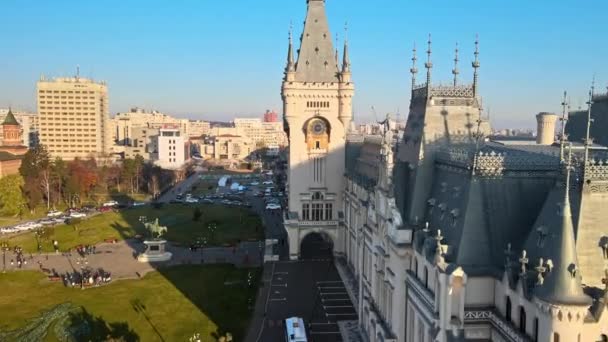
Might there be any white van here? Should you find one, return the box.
[284,317,307,342]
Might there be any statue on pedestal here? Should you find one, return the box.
[137,218,172,263]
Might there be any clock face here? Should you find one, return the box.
[311,120,326,135]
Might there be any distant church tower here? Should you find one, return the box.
[282,0,354,260]
[0,108,27,155]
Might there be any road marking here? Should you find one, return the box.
[309,331,341,335]
[317,286,345,289]
[275,271,288,274]
[323,305,354,309]
[322,298,352,302]
[325,313,358,316]
[316,280,343,284]
[320,292,348,296]
[309,322,337,326]
[271,284,287,287]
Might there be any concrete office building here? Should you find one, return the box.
[37,76,111,160]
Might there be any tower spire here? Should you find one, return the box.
[472,34,480,97]
[583,78,595,166]
[559,91,569,161]
[410,43,418,91]
[342,22,350,73]
[452,42,459,87]
[425,34,433,86]
[285,23,295,74]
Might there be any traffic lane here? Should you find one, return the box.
[261,261,348,342]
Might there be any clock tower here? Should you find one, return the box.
[282,0,354,260]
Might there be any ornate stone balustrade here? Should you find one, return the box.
[429,85,475,98]
[300,220,339,227]
[464,309,532,342]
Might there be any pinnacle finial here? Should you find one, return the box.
[565,143,573,204]
[410,42,418,91]
[472,34,480,97]
[425,34,433,86]
[559,91,569,161]
[584,78,595,166]
[335,33,339,67]
[452,42,460,87]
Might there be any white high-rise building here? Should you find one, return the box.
[154,125,185,170]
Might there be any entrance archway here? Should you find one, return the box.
[300,232,333,260]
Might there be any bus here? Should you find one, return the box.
[285,317,308,342]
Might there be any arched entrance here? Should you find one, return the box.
[300,232,333,260]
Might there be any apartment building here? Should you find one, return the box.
[111,108,190,145]
[188,120,211,137]
[37,76,110,160]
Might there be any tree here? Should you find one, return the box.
[23,180,43,212]
[0,175,26,216]
[19,145,52,209]
[50,158,67,206]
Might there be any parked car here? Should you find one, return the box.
[70,212,86,218]
[185,197,198,204]
[250,182,260,186]
[265,203,281,210]
[47,210,63,218]
[131,202,146,207]
[98,206,113,212]
[103,200,119,207]
[262,180,273,185]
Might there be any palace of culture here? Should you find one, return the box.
[281,0,608,341]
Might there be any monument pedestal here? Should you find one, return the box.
[137,239,172,262]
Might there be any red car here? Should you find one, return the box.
[98,206,113,212]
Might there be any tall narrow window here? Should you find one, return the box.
[553,333,560,342]
[302,203,310,221]
[324,203,333,220]
[506,297,512,323]
[519,306,526,333]
[534,318,539,342]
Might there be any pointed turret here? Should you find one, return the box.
[526,147,591,306]
[472,35,480,97]
[425,34,433,86]
[294,0,340,83]
[342,37,350,74]
[285,26,295,75]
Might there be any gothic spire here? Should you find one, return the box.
[341,23,350,74]
[410,43,418,91]
[285,24,295,73]
[425,34,433,86]
[452,42,460,87]
[294,0,340,82]
[472,35,480,97]
[335,33,339,68]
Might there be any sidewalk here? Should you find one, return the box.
[334,257,365,342]
[244,262,274,342]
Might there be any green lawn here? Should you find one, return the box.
[190,180,218,196]
[5,204,264,253]
[0,265,260,341]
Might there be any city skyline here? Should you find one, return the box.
[1,0,607,129]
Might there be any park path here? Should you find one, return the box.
[156,171,202,203]
[4,239,263,281]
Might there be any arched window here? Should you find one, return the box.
[553,333,560,342]
[519,306,526,333]
[413,258,418,277]
[600,334,608,342]
[505,297,512,323]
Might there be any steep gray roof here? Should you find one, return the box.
[523,183,592,306]
[295,0,340,82]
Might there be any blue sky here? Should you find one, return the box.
[0,0,606,128]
